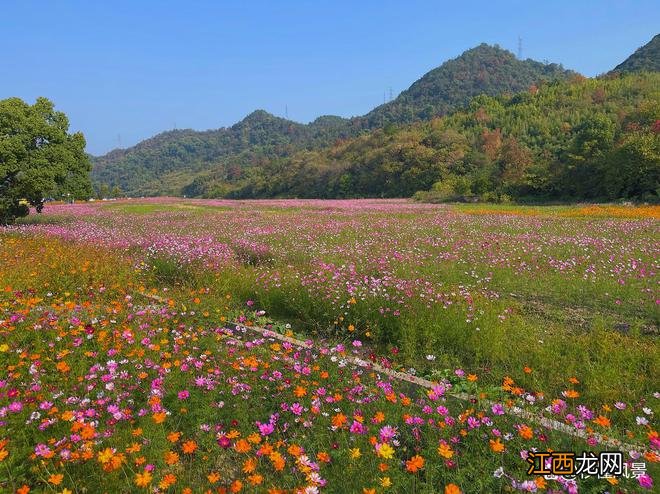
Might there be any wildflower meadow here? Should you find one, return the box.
[0,199,657,493]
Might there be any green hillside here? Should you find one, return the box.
[359,43,575,127]
[91,44,575,196]
[611,34,660,73]
[229,73,660,202]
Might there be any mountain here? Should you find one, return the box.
[229,73,660,202]
[611,34,660,73]
[359,44,576,127]
[91,44,577,197]
[92,110,355,196]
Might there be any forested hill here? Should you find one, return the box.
[611,34,660,73]
[91,110,357,196]
[228,73,660,202]
[358,44,575,127]
[91,44,575,196]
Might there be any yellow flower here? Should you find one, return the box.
[437,442,454,459]
[376,443,394,459]
[380,476,392,488]
[97,447,114,464]
[0,344,9,352]
[350,448,361,459]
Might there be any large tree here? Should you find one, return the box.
[0,97,92,224]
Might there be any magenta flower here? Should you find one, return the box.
[638,474,653,489]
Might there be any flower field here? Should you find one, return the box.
[1,199,658,493]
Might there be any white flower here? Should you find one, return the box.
[494,466,504,478]
[426,354,436,361]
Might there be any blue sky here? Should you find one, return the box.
[2,1,658,155]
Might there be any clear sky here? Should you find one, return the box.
[2,1,658,155]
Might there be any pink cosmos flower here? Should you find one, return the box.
[638,474,653,489]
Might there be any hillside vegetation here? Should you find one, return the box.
[227,73,660,202]
[91,44,575,197]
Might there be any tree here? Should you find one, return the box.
[0,97,92,224]
[604,133,659,200]
[499,137,532,190]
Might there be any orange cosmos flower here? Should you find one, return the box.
[48,474,64,485]
[80,424,95,440]
[269,451,285,471]
[518,425,534,440]
[593,416,611,428]
[247,433,262,444]
[234,439,251,453]
[489,438,505,453]
[152,412,167,424]
[56,361,70,373]
[405,455,424,473]
[167,431,181,443]
[207,472,221,483]
[243,458,257,473]
[288,444,303,457]
[159,474,176,489]
[248,474,263,486]
[126,443,141,454]
[317,451,331,463]
[331,413,347,428]
[182,440,197,454]
[135,470,152,488]
[164,451,180,465]
[445,484,462,494]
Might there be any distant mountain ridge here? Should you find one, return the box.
[611,34,660,73]
[91,43,576,196]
